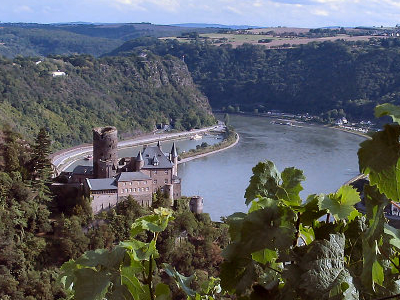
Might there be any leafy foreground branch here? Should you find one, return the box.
[61,103,400,300]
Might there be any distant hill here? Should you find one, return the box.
[171,23,260,30]
[107,37,400,122]
[0,23,221,58]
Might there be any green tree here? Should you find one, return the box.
[29,127,52,184]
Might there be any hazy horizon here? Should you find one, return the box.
[1,0,400,29]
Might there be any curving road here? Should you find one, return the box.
[51,125,224,173]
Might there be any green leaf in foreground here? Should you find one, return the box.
[298,234,359,299]
[319,185,361,220]
[375,103,400,124]
[358,124,400,201]
[163,263,196,297]
[244,160,281,205]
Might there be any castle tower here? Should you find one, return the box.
[170,142,178,176]
[93,126,118,178]
[189,196,204,214]
[135,151,144,171]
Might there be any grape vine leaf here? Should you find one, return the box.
[221,199,295,295]
[375,103,400,124]
[244,161,305,207]
[319,185,361,220]
[244,160,281,205]
[278,167,305,206]
[74,247,126,270]
[358,124,400,202]
[383,223,400,250]
[73,268,112,300]
[298,234,359,299]
[163,263,196,297]
[361,185,389,292]
[131,208,174,237]
[301,194,327,226]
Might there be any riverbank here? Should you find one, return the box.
[179,131,239,164]
[218,111,373,140]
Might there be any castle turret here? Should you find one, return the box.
[189,196,204,214]
[93,126,118,178]
[170,142,178,176]
[135,151,144,171]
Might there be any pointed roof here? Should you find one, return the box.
[141,146,173,169]
[153,155,159,165]
[171,142,178,159]
[136,151,143,161]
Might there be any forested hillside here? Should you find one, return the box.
[0,23,220,58]
[108,37,400,121]
[0,53,214,149]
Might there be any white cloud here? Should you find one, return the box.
[14,5,33,13]
[312,9,329,16]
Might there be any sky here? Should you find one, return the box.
[2,0,400,28]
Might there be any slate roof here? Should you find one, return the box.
[142,146,173,169]
[72,165,93,175]
[116,172,151,181]
[86,178,117,191]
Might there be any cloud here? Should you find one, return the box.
[311,9,329,16]
[14,5,33,13]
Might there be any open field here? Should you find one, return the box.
[160,31,386,48]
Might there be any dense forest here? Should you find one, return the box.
[0,23,220,58]
[108,37,400,121]
[0,53,215,149]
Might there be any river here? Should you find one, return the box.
[178,114,365,221]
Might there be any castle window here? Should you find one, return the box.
[121,189,124,193]
[164,170,168,174]
[129,188,132,192]
[133,188,136,192]
[164,179,168,184]
[146,187,149,191]
[153,180,157,184]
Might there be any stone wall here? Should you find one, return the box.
[91,192,118,213]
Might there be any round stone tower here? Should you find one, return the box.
[189,196,204,214]
[93,126,118,178]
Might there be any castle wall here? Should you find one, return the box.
[147,168,172,190]
[173,181,181,199]
[117,179,153,199]
[91,192,118,214]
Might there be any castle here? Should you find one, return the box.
[80,126,181,213]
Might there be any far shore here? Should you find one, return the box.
[216,110,372,140]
